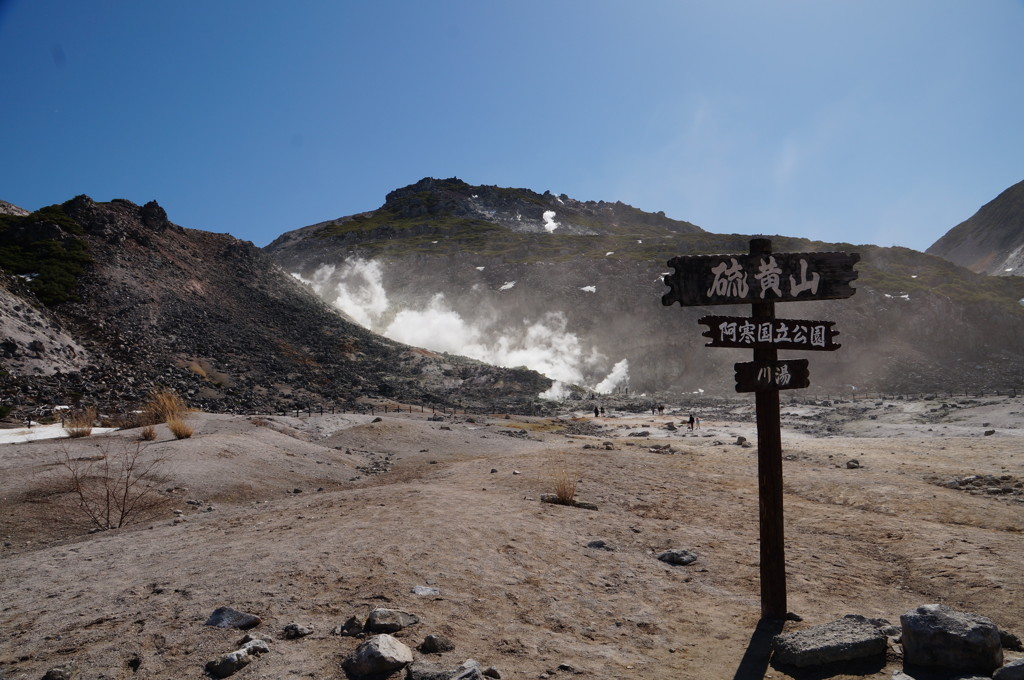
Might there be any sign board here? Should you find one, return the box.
[734,359,810,392]
[699,315,841,351]
[662,251,859,307]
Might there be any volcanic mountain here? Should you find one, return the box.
[0,195,550,416]
[267,177,1024,396]
[927,179,1024,277]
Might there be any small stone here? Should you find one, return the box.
[657,549,698,566]
[205,606,262,630]
[283,623,312,639]
[332,615,363,636]
[412,585,441,596]
[846,459,861,469]
[420,633,455,654]
[365,607,419,633]
[585,539,614,551]
[42,663,79,680]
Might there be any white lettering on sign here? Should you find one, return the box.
[755,256,783,299]
[775,363,792,386]
[707,258,750,298]
[789,258,821,297]
[705,256,824,301]
[810,325,826,347]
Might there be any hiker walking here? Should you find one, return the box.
[688,413,695,431]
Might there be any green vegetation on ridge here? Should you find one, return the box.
[0,201,92,305]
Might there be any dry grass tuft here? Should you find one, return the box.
[139,424,157,441]
[167,416,193,440]
[64,408,96,438]
[142,388,188,425]
[553,466,579,505]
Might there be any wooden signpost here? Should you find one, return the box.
[662,238,859,619]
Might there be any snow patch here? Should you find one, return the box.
[499,281,516,291]
[475,266,485,271]
[0,423,117,445]
[580,285,596,293]
[605,252,614,256]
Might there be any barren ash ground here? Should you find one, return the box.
[1,394,1022,680]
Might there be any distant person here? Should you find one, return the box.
[695,415,701,430]
[600,406,605,416]
[594,406,600,418]
[688,413,695,431]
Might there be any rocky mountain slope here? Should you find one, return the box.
[927,180,1024,276]
[0,196,550,417]
[267,178,1024,396]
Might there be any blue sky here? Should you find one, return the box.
[1,0,1022,251]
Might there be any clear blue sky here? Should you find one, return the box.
[2,1,1022,251]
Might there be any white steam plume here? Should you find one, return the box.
[294,260,626,395]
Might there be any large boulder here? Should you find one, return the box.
[341,634,414,678]
[772,614,888,667]
[901,604,1003,673]
[994,658,1024,680]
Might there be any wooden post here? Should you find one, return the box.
[749,238,787,620]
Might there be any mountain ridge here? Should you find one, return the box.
[267,178,1024,396]
[927,179,1024,276]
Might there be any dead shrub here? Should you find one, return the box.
[64,408,96,438]
[58,440,170,530]
[167,415,193,439]
[142,388,188,425]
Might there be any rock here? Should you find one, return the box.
[585,539,614,551]
[365,607,419,633]
[452,659,485,680]
[205,606,262,630]
[901,604,1003,673]
[985,429,996,436]
[1001,629,1024,651]
[331,615,363,636]
[736,436,747,445]
[846,459,861,469]
[41,663,78,680]
[771,614,887,667]
[283,622,312,639]
[420,633,456,654]
[407,660,456,680]
[994,658,1024,680]
[412,585,441,596]
[657,549,698,566]
[204,638,269,678]
[341,634,414,678]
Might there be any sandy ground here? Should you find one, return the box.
[1,396,1022,680]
